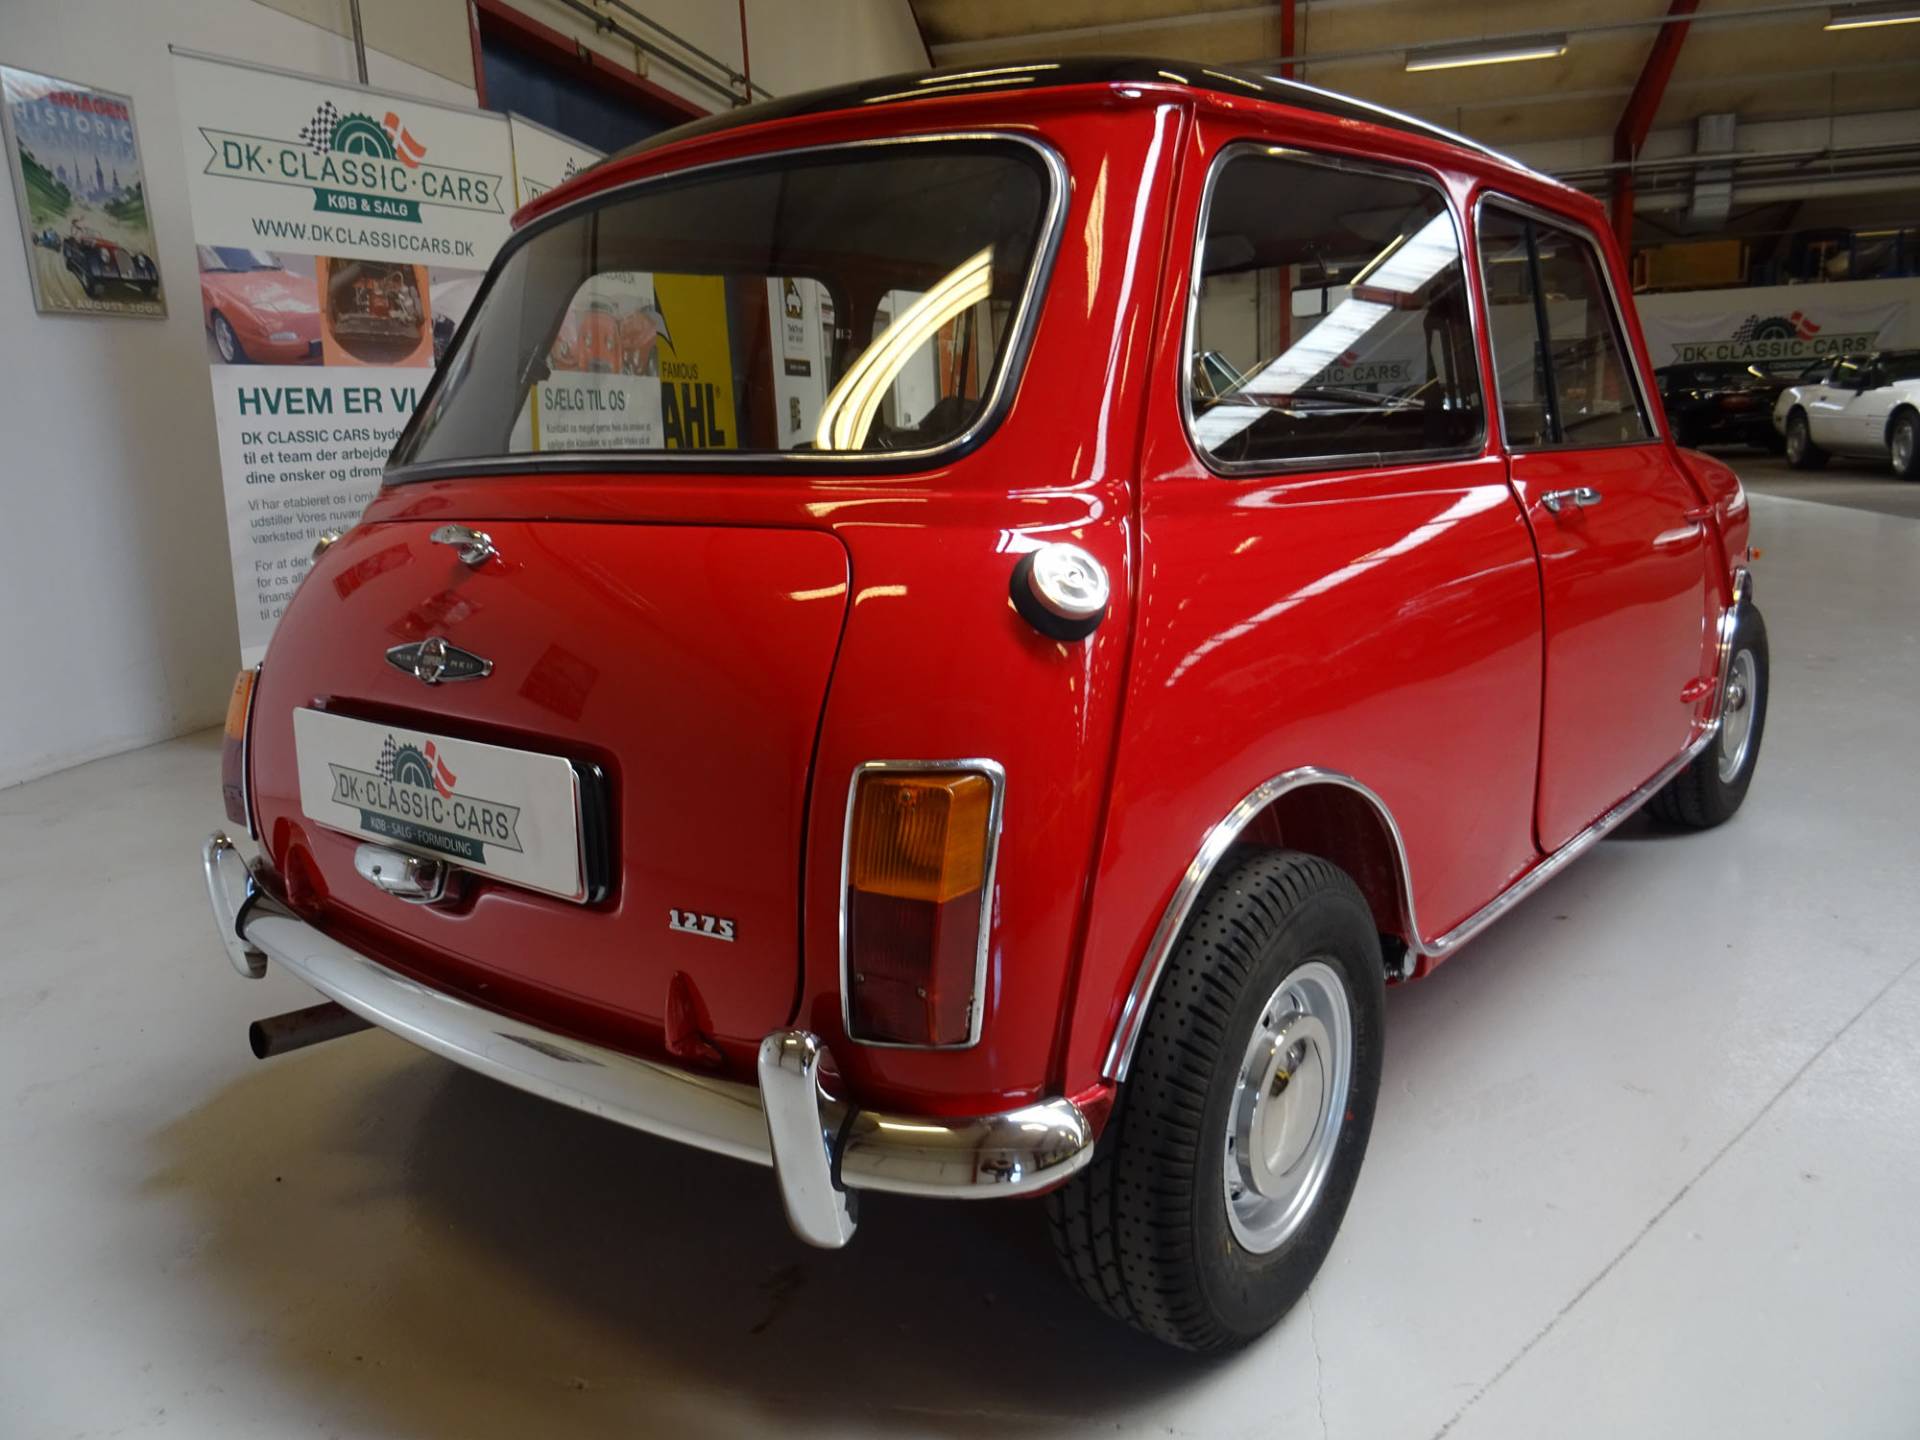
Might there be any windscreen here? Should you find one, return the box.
[390,140,1053,470]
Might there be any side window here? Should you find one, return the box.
[1479,205,1654,448]
[1831,356,1867,392]
[1186,150,1483,468]
[1478,208,1552,447]
[1798,360,1833,386]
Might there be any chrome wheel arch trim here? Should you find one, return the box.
[1101,767,1419,1083]
[1100,723,1726,1084]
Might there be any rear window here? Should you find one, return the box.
[389,139,1056,472]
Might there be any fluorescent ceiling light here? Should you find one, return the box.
[1404,34,1567,72]
[1824,2,1920,28]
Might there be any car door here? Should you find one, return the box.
[1841,360,1898,455]
[1477,200,1717,853]
[1811,355,1873,451]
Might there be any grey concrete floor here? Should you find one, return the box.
[3,490,1918,1438]
[1716,446,1920,521]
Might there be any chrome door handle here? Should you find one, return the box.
[429,523,496,567]
[1540,487,1602,515]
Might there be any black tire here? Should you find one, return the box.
[212,312,248,364]
[1784,410,1828,470]
[1890,408,1919,481]
[1651,602,1769,829]
[1049,849,1386,1351]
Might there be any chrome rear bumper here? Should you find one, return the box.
[203,833,1093,1247]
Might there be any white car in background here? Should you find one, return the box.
[1773,350,1920,479]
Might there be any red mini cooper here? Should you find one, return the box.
[205,60,1766,1351]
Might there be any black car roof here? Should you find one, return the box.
[605,57,1516,170]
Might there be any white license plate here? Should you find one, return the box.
[293,708,588,901]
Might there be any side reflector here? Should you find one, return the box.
[221,668,258,830]
[844,766,1001,1047]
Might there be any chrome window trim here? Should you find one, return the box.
[385,132,1068,484]
[1103,722,1723,1083]
[1179,142,1490,479]
[1471,191,1662,454]
[839,758,1006,1051]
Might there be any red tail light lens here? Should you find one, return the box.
[220,667,258,831]
[843,765,1002,1047]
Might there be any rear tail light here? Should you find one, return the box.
[842,762,1004,1048]
[221,667,259,832]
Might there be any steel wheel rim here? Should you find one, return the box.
[1718,647,1757,782]
[215,317,237,363]
[1223,960,1352,1254]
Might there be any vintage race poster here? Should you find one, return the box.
[170,49,514,664]
[2,65,165,318]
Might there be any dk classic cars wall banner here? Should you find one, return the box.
[1,65,167,318]
[1638,293,1911,369]
[170,49,516,665]
[505,112,601,207]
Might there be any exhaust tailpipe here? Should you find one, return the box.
[249,1001,373,1059]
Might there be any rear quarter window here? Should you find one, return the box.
[1185,146,1484,472]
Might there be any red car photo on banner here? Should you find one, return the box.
[197,246,320,365]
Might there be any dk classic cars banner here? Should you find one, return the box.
[505,112,601,207]
[170,49,516,665]
[1638,293,1911,368]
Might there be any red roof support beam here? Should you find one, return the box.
[1610,0,1700,249]
[1280,0,1297,80]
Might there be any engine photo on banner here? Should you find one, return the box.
[2,64,165,319]
[318,256,433,367]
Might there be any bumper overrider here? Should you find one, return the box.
[202,833,1095,1247]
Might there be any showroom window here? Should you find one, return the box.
[1478,204,1653,449]
[1185,147,1484,471]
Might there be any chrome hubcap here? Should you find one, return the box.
[1718,647,1757,782]
[1895,423,1914,473]
[1224,961,1352,1254]
[1787,420,1805,460]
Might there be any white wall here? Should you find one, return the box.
[499,0,927,115]
[0,0,475,789]
[251,0,475,87]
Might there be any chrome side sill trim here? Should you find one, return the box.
[1102,724,1720,1083]
[205,833,1093,1248]
[1418,719,1719,962]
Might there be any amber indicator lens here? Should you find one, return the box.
[220,668,257,827]
[223,668,256,741]
[846,770,995,1046]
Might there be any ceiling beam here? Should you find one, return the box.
[1610,0,1701,248]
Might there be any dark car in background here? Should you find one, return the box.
[62,224,159,300]
[1655,361,1796,450]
